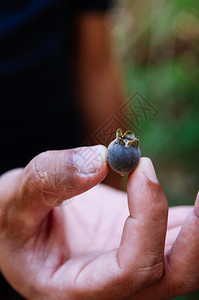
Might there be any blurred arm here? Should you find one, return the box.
[74,13,126,189]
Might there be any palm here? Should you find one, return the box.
[8,185,127,299]
[63,185,128,256]
[19,185,192,299]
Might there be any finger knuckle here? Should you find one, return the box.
[120,260,164,296]
[24,151,76,205]
[29,152,50,193]
[137,260,164,288]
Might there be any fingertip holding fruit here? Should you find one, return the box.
[107,129,141,176]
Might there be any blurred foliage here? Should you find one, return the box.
[110,0,199,206]
[110,0,199,299]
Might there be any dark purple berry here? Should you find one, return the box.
[107,129,141,175]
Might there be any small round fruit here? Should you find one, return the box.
[107,128,141,175]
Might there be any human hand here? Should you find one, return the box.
[0,146,198,300]
[0,146,166,300]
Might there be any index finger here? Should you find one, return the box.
[118,158,168,291]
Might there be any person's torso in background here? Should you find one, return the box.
[0,0,81,174]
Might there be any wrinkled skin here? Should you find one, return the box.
[0,145,199,300]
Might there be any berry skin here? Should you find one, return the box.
[107,129,141,175]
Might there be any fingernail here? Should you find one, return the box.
[74,145,106,174]
[142,158,159,183]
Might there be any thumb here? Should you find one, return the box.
[21,145,108,206]
[1,145,108,235]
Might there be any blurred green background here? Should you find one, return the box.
[111,0,199,299]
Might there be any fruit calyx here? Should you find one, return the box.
[116,128,139,147]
